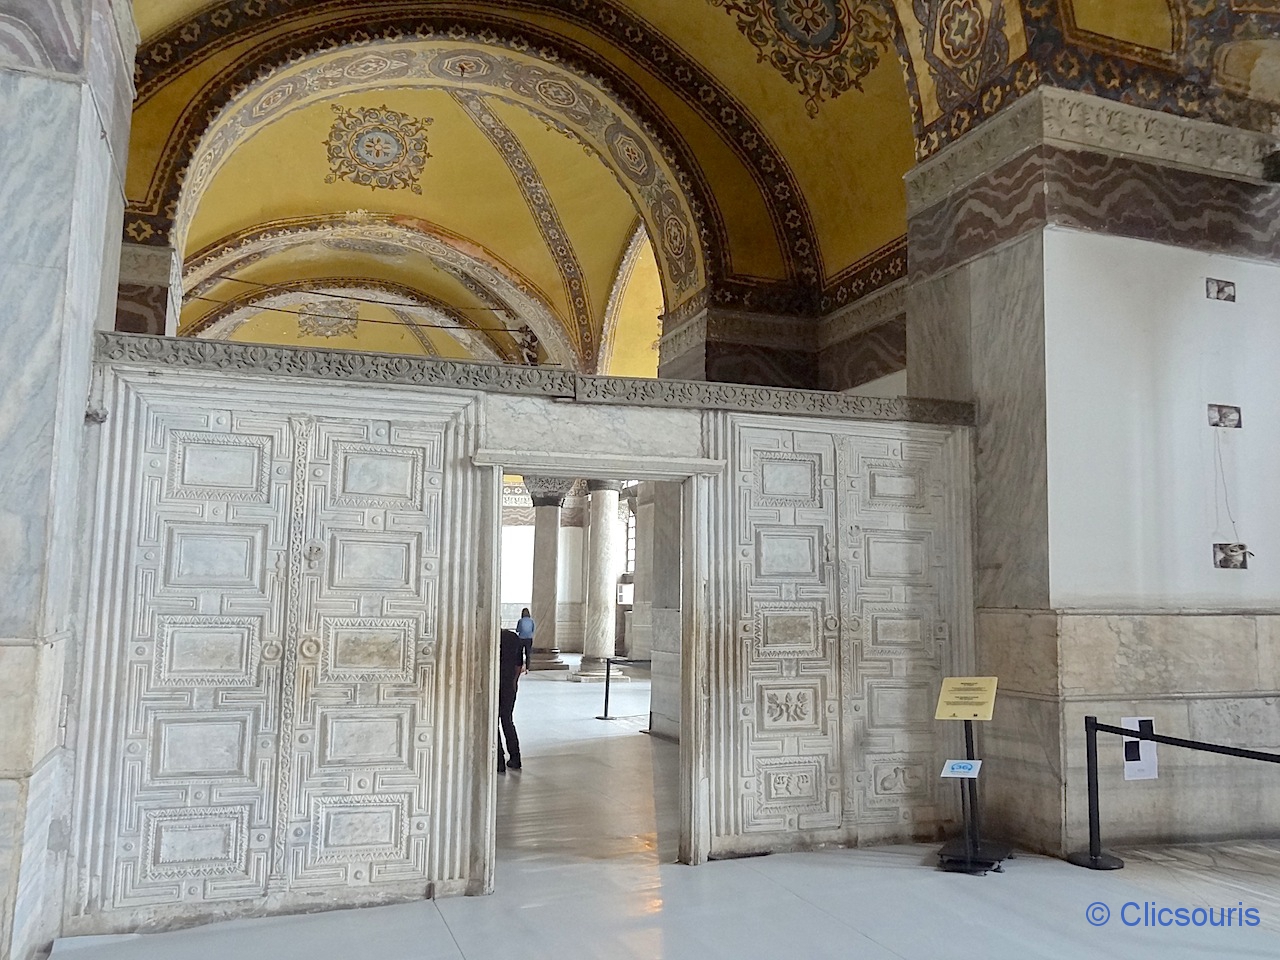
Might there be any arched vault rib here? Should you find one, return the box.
[192,279,507,363]
[182,215,576,369]
[130,3,817,289]
[169,40,705,331]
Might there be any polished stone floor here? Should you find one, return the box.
[52,670,1280,959]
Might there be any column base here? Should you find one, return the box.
[569,657,631,683]
[529,648,569,671]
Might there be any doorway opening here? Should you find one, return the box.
[491,473,687,875]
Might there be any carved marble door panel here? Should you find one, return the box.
[277,418,441,890]
[835,432,957,838]
[732,425,844,835]
[82,405,293,915]
[80,392,454,928]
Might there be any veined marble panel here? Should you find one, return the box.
[819,318,905,393]
[1058,614,1264,699]
[905,267,972,402]
[0,0,84,74]
[969,232,1050,611]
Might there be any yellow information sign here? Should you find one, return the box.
[935,676,999,721]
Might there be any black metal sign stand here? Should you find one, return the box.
[938,719,1012,875]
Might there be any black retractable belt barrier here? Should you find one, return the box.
[595,657,652,720]
[1068,715,1280,870]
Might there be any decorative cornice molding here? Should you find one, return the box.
[97,333,577,396]
[906,87,1280,216]
[96,333,975,427]
[573,375,972,426]
[819,280,907,350]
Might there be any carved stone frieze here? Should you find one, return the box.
[573,376,974,426]
[96,333,975,426]
[907,87,1280,215]
[96,333,577,397]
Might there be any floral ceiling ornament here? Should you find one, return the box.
[324,104,433,193]
[707,0,897,116]
[297,299,359,338]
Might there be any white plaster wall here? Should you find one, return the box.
[500,525,534,608]
[1043,227,1280,609]
[557,528,584,603]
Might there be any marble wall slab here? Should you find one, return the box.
[818,318,905,393]
[978,611,1280,854]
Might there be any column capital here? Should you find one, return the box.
[586,479,624,494]
[523,475,576,507]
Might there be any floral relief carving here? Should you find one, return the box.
[766,690,813,724]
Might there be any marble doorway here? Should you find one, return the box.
[485,461,707,871]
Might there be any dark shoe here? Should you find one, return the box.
[498,762,506,774]
[507,759,521,770]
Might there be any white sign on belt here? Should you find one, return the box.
[940,759,982,779]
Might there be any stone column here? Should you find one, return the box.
[0,2,138,956]
[905,86,1280,856]
[573,480,623,680]
[522,476,574,671]
[626,484,655,659]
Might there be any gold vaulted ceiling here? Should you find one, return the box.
[126,0,1191,373]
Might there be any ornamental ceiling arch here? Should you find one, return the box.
[181,215,579,369]
[191,279,509,363]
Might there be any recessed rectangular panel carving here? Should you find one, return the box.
[754,452,821,508]
[317,711,410,768]
[319,617,417,684]
[166,432,272,502]
[331,442,423,509]
[165,525,267,590]
[329,534,419,592]
[863,531,931,585]
[753,525,823,581]
[142,807,250,880]
[866,682,935,733]
[311,795,410,864]
[152,718,250,780]
[155,616,261,687]
[862,460,928,512]
[869,757,930,800]
[752,603,824,660]
[757,682,824,733]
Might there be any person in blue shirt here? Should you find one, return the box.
[516,607,535,643]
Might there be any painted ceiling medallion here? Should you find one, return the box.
[708,0,895,116]
[297,300,359,338]
[324,104,432,193]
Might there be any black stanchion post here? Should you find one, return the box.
[964,719,979,864]
[595,658,613,720]
[1066,715,1124,870]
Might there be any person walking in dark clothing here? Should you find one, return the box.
[498,627,531,773]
